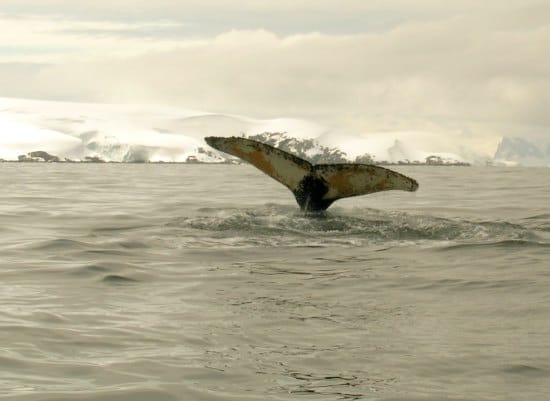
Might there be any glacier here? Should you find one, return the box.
[0,97,327,163]
[1,97,546,166]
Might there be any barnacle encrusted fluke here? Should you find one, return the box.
[205,136,419,212]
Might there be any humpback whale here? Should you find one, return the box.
[205,136,419,212]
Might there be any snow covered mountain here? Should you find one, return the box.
[0,97,326,163]
[246,132,355,164]
[493,137,550,167]
[0,97,496,165]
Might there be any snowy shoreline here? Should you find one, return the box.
[1,150,471,166]
[1,98,547,167]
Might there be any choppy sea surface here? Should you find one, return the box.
[1,164,549,401]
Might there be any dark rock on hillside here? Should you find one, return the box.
[29,151,60,162]
[18,151,60,162]
[18,154,36,162]
[246,132,355,164]
[84,156,106,163]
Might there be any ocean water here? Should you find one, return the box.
[1,163,549,401]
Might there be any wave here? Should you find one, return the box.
[167,204,541,248]
[438,239,550,252]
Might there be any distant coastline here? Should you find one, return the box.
[1,150,471,166]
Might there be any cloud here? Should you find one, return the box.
[0,15,187,63]
[0,1,548,156]
[2,0,545,36]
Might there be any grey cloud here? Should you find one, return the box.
[1,1,548,144]
[3,0,544,36]
[57,23,189,40]
[11,18,547,133]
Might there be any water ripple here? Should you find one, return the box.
[167,205,539,249]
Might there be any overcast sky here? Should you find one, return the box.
[1,0,549,146]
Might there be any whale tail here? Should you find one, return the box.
[205,136,418,211]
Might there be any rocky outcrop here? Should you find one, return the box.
[29,151,60,162]
[18,151,60,162]
[425,155,469,166]
[84,156,106,163]
[247,132,353,164]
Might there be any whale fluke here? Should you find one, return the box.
[205,136,418,212]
